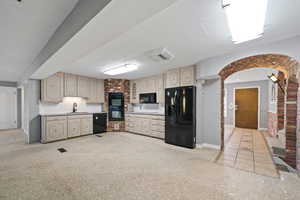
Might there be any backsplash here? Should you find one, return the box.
[132,104,164,114]
[39,97,102,115]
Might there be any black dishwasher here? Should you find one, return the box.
[93,113,107,134]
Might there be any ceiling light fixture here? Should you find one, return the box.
[103,64,138,76]
[222,0,268,44]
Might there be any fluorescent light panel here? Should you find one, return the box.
[103,64,138,75]
[223,0,268,44]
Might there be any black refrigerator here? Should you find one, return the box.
[165,86,196,149]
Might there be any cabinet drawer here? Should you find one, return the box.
[151,115,165,120]
[151,120,165,126]
[46,116,67,121]
[151,125,164,132]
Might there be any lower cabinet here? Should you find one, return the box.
[125,114,165,139]
[80,116,93,135]
[42,114,93,143]
[67,117,81,138]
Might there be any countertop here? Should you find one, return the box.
[125,112,164,116]
[40,112,107,117]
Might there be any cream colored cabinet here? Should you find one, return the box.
[77,76,91,98]
[80,115,93,135]
[180,66,195,86]
[165,69,180,88]
[41,116,67,143]
[67,118,81,138]
[64,73,78,97]
[42,114,93,143]
[87,79,104,104]
[125,114,165,139]
[165,66,195,88]
[156,75,164,104]
[41,72,64,103]
[130,80,139,104]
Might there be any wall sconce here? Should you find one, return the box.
[268,73,285,94]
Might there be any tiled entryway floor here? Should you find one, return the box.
[216,128,279,178]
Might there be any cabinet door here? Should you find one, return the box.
[180,66,195,86]
[87,79,104,104]
[80,116,93,135]
[147,77,156,93]
[156,75,165,104]
[87,78,97,103]
[64,73,78,97]
[67,119,81,138]
[166,69,180,88]
[41,72,64,103]
[130,80,139,104]
[96,79,104,103]
[46,119,67,142]
[78,76,91,98]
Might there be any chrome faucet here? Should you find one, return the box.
[73,102,78,113]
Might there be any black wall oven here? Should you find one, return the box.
[108,93,124,121]
[139,93,157,104]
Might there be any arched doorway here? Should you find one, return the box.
[218,54,299,169]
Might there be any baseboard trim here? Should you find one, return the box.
[196,143,221,150]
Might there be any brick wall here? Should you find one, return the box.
[277,72,286,130]
[268,112,278,137]
[104,79,130,132]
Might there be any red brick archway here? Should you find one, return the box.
[218,54,300,169]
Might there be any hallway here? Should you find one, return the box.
[216,128,279,178]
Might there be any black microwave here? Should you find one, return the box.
[139,93,157,104]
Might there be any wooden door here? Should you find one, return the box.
[235,88,258,129]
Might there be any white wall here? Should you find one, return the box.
[197,36,300,78]
[196,79,221,147]
[39,97,103,115]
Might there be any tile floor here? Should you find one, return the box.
[216,128,279,178]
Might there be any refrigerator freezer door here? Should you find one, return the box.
[165,86,196,148]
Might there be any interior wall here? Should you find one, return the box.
[22,80,41,144]
[224,80,269,129]
[196,79,221,147]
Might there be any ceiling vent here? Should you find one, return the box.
[147,48,174,62]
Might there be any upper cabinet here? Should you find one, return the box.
[77,76,91,98]
[41,72,105,104]
[165,68,180,88]
[64,73,78,97]
[180,66,195,86]
[130,75,164,104]
[165,65,195,88]
[41,72,64,103]
[87,79,104,104]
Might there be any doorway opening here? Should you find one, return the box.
[219,54,300,170]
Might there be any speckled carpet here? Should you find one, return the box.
[0,130,300,200]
